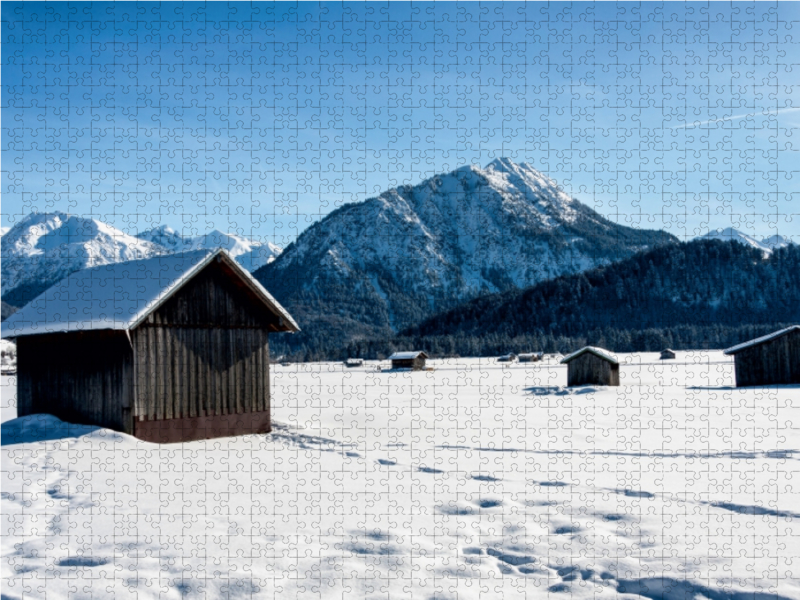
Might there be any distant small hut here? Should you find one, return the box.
[723,325,800,387]
[388,351,428,371]
[518,352,543,363]
[660,349,676,360]
[497,353,517,363]
[2,249,299,443]
[560,347,620,386]
[345,358,364,368]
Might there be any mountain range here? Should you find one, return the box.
[253,159,677,351]
[335,239,800,361]
[1,160,795,354]
[135,225,282,271]
[1,213,281,312]
[699,227,791,254]
[406,239,800,343]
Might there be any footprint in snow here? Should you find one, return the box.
[471,474,501,482]
[553,525,581,535]
[615,488,655,499]
[538,480,569,487]
[476,499,502,509]
[418,466,444,474]
[57,557,109,567]
[487,547,537,566]
[602,514,626,521]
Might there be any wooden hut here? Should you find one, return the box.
[723,325,800,387]
[660,349,676,360]
[345,358,364,368]
[560,347,620,386]
[388,351,428,370]
[518,352,543,363]
[497,353,517,363]
[2,249,299,443]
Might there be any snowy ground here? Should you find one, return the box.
[2,353,799,600]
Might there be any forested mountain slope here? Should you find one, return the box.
[256,159,676,353]
[336,240,799,360]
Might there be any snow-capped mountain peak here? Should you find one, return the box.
[1,212,166,301]
[697,228,795,254]
[136,224,189,252]
[701,228,767,251]
[136,226,283,271]
[256,158,677,341]
[2,214,283,311]
[761,234,791,250]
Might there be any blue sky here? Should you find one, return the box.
[3,2,798,245]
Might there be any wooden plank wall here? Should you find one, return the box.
[132,326,270,421]
[146,259,282,330]
[16,331,134,432]
[734,331,800,386]
[567,353,620,386]
[131,260,274,422]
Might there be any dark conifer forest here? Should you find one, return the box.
[271,240,800,361]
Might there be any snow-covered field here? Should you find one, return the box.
[2,353,799,600]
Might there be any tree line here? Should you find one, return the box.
[270,240,799,362]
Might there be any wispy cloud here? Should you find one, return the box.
[671,107,800,130]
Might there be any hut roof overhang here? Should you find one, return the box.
[1,248,299,339]
[388,351,429,360]
[723,325,800,356]
[560,346,619,365]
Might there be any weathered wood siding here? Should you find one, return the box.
[566,353,620,386]
[391,357,426,370]
[131,260,273,423]
[132,326,270,421]
[16,331,133,432]
[142,259,284,331]
[733,330,800,387]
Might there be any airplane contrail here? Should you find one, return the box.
[671,107,800,130]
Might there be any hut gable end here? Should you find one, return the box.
[561,346,620,387]
[725,327,800,387]
[144,260,283,330]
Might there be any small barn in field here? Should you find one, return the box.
[345,358,364,368]
[660,349,676,360]
[388,351,428,371]
[723,325,800,387]
[518,352,543,363]
[497,353,517,363]
[560,347,620,387]
[2,249,299,443]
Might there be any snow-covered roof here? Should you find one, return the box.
[723,325,800,355]
[389,351,428,360]
[1,248,299,338]
[560,346,618,365]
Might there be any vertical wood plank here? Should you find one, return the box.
[148,326,157,420]
[233,329,241,414]
[198,329,205,416]
[156,326,166,421]
[215,328,223,416]
[187,328,196,418]
[247,329,254,413]
[266,334,271,422]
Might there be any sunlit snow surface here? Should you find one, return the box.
[2,352,798,600]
